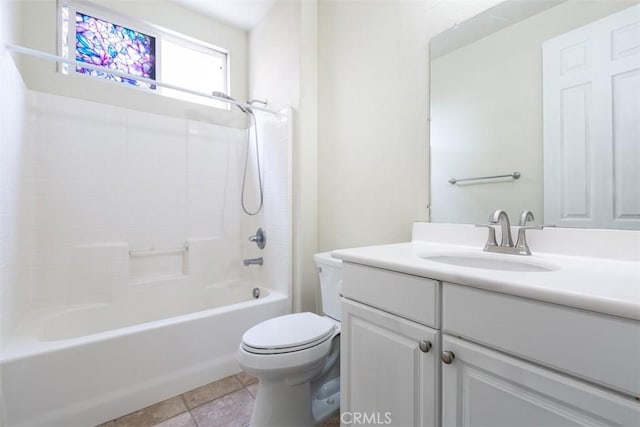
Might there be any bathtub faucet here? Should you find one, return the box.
[243,257,263,266]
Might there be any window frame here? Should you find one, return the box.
[57,0,230,106]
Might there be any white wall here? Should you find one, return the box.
[1,1,30,424]
[297,1,319,312]
[246,0,521,313]
[247,0,513,312]
[315,0,566,251]
[0,0,30,343]
[424,0,504,37]
[249,0,318,312]
[16,0,249,127]
[318,0,430,251]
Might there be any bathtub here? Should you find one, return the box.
[0,281,288,427]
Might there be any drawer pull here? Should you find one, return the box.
[419,340,432,353]
[441,351,455,364]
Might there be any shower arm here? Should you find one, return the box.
[248,99,268,107]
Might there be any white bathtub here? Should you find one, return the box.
[0,281,288,427]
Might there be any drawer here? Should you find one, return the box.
[443,283,640,397]
[342,262,440,328]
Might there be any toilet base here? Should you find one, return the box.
[251,377,314,427]
[312,377,340,424]
[250,376,340,427]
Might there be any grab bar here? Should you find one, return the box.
[449,171,520,185]
[129,244,189,257]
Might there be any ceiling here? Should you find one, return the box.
[171,0,277,30]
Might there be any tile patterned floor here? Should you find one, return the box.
[96,372,340,427]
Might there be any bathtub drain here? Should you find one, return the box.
[252,287,260,299]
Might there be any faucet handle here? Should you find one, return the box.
[249,228,266,249]
[475,224,498,249]
[475,224,496,229]
[516,225,543,230]
[475,224,497,231]
[515,224,543,237]
[513,225,543,255]
[518,210,535,226]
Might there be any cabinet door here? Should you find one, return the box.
[442,335,640,427]
[341,298,440,427]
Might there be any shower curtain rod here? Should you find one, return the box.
[4,43,279,115]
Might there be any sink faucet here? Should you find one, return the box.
[478,209,542,255]
[243,257,263,266]
[489,209,513,248]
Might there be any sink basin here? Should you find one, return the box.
[422,254,555,272]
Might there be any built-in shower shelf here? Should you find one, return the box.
[129,243,189,284]
[129,244,189,257]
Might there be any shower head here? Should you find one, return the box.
[212,91,251,114]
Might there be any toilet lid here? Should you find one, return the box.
[242,312,336,354]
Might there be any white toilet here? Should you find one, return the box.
[237,252,342,427]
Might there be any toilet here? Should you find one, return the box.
[237,252,342,427]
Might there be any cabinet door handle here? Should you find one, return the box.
[419,340,432,353]
[441,351,455,364]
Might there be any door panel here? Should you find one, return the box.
[442,335,640,427]
[341,298,440,427]
[543,4,640,229]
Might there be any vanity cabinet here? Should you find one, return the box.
[340,263,441,427]
[340,263,640,427]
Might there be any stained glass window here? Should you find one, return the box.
[60,2,228,106]
[61,7,156,89]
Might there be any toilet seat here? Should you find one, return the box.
[242,313,337,355]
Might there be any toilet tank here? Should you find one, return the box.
[314,252,343,321]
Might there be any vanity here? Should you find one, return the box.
[334,222,640,426]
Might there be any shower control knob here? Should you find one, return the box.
[441,351,455,364]
[419,340,432,353]
[249,228,266,249]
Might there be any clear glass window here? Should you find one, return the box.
[160,38,227,108]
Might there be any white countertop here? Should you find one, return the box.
[332,224,640,321]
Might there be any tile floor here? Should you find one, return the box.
[96,372,340,427]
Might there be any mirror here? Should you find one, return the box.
[429,0,640,229]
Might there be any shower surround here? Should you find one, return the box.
[0,60,292,426]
